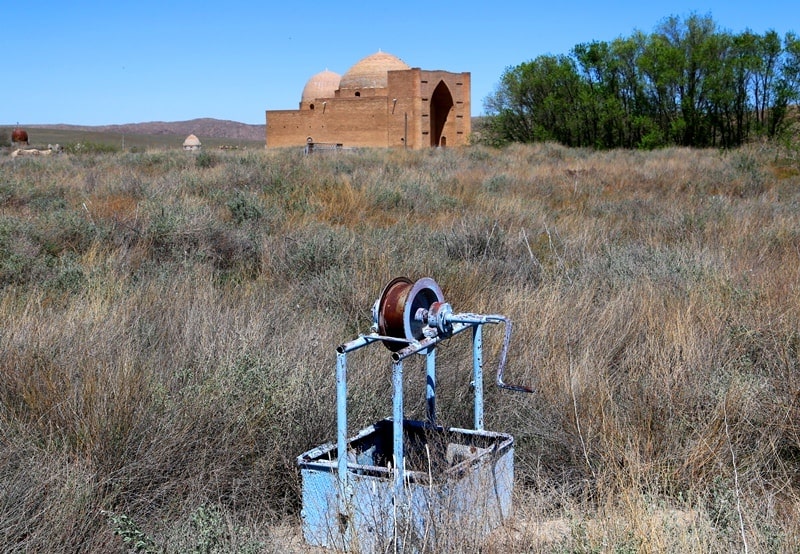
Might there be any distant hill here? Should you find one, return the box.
[28,118,265,142]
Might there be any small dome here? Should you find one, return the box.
[183,134,201,147]
[302,69,341,102]
[339,51,410,90]
[11,127,28,143]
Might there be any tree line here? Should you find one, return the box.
[483,14,800,149]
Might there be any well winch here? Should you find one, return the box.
[297,276,532,551]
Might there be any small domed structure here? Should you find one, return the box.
[183,134,202,151]
[301,69,341,109]
[11,126,29,145]
[339,51,410,92]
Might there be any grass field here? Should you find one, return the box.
[1,140,799,552]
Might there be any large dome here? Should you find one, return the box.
[301,69,341,102]
[339,51,410,90]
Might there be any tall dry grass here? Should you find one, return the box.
[1,141,799,552]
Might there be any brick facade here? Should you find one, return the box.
[266,52,470,149]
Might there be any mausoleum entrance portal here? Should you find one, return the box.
[430,81,454,147]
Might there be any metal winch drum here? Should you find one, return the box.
[297,277,532,551]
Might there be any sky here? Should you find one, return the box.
[3,1,797,126]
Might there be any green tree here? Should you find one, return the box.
[573,38,645,148]
[728,31,762,143]
[699,30,736,146]
[781,31,800,96]
[770,32,800,137]
[753,30,783,133]
[611,33,654,147]
[482,14,799,149]
[484,55,585,146]
[638,30,683,144]
[572,40,610,146]
[653,14,721,146]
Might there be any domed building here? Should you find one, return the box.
[182,134,202,151]
[266,51,470,149]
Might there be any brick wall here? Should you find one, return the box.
[266,68,470,149]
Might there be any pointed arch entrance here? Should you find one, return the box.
[429,81,454,147]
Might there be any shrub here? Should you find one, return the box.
[225,191,263,224]
[195,151,218,169]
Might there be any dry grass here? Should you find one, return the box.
[1,140,799,552]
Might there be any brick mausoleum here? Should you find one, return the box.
[265,51,470,149]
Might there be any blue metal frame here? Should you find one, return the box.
[334,316,498,512]
[300,304,528,550]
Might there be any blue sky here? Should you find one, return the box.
[4,1,797,126]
